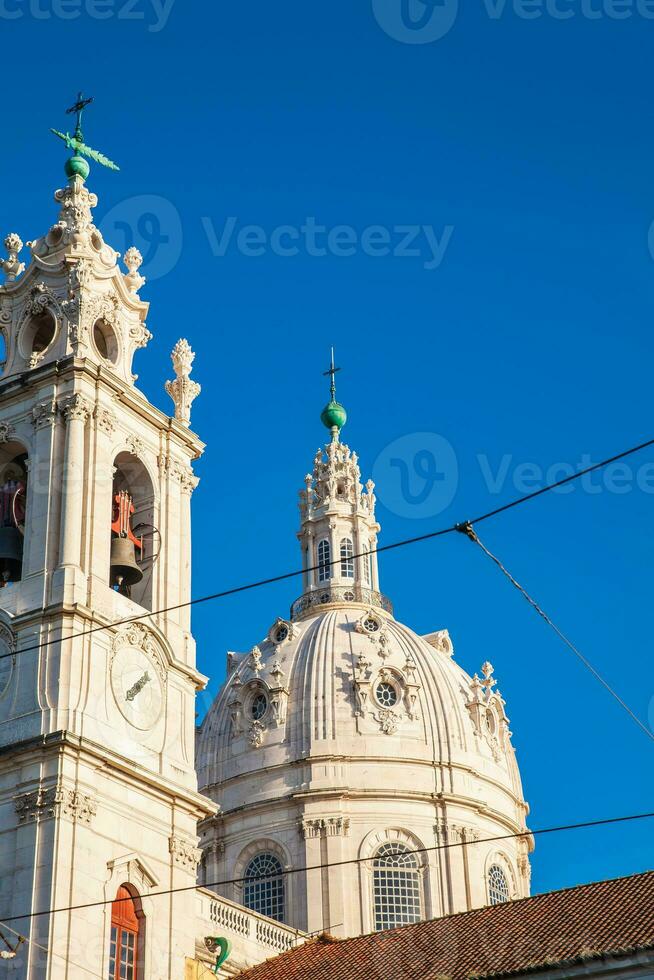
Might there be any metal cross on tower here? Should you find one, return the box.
[323,347,341,401]
[65,91,93,140]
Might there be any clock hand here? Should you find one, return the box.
[126,671,151,702]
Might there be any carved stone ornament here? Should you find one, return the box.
[300,438,378,525]
[249,645,263,676]
[228,686,243,739]
[169,834,202,872]
[126,434,145,459]
[111,623,166,683]
[31,399,58,430]
[376,707,399,735]
[95,406,117,436]
[299,816,350,839]
[123,247,146,294]
[165,338,201,428]
[1,233,25,282]
[248,720,266,748]
[15,785,97,826]
[158,454,199,495]
[0,421,14,444]
[465,661,511,761]
[61,393,93,424]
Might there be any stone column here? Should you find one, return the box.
[24,398,58,579]
[59,394,92,569]
[178,466,198,634]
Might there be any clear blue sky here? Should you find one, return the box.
[4,0,654,899]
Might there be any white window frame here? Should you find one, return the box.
[340,537,354,579]
[317,539,331,582]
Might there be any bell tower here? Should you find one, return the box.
[0,101,214,978]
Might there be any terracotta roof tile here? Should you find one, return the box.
[235,871,654,980]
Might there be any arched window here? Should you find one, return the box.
[0,447,27,586]
[373,842,422,931]
[243,853,285,922]
[108,886,142,980]
[488,864,510,905]
[340,537,354,578]
[111,453,156,609]
[317,539,331,582]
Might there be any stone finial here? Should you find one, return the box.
[1,234,25,282]
[123,247,146,293]
[165,338,201,428]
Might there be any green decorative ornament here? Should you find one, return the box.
[321,399,347,431]
[51,92,120,183]
[64,154,90,180]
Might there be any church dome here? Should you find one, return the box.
[196,378,532,938]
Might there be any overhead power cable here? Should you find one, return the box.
[456,522,654,743]
[0,920,103,977]
[2,810,653,925]
[3,434,654,664]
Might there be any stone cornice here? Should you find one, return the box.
[0,357,205,459]
[0,731,217,819]
[203,754,528,813]
[5,604,209,690]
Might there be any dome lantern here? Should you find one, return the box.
[293,355,383,619]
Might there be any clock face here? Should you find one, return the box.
[111,645,164,730]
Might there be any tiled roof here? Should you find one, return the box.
[235,871,654,980]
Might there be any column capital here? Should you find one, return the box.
[60,393,93,424]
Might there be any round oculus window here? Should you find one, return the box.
[274,624,289,643]
[251,693,268,720]
[363,617,380,633]
[375,682,398,708]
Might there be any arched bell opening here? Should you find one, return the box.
[0,443,28,587]
[110,453,158,610]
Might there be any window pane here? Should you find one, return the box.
[373,842,422,931]
[488,864,510,905]
[318,540,331,582]
[340,538,354,579]
[243,853,286,923]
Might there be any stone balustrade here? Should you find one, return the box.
[195,887,305,974]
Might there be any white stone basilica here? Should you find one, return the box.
[0,136,532,979]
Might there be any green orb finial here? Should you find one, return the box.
[321,399,347,432]
[321,347,346,435]
[65,154,90,181]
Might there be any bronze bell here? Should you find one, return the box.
[110,535,143,588]
[0,525,23,584]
